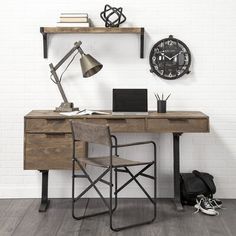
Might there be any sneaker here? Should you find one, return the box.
[209,198,223,209]
[194,195,219,216]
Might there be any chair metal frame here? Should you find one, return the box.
[71,122,157,231]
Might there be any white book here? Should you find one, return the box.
[60,110,110,116]
[77,110,110,115]
[59,17,88,23]
[57,22,90,27]
[61,13,88,18]
[60,111,80,116]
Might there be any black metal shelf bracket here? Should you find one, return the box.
[40,27,48,59]
[140,27,144,58]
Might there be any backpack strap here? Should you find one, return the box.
[192,170,215,197]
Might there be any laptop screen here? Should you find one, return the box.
[113,89,147,112]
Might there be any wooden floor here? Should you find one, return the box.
[0,198,235,236]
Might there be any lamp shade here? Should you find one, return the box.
[80,54,103,78]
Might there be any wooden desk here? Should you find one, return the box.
[24,110,209,211]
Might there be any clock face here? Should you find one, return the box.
[149,35,191,80]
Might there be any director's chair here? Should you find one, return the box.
[71,121,157,231]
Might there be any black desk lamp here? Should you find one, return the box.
[49,41,103,112]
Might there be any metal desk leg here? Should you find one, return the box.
[38,170,50,212]
[173,133,183,211]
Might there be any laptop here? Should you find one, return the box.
[112,89,148,115]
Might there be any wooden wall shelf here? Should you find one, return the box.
[40,27,145,59]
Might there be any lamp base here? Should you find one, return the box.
[54,102,79,112]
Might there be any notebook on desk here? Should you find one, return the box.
[112,89,148,115]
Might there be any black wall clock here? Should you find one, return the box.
[149,35,191,80]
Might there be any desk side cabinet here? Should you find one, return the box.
[24,117,87,170]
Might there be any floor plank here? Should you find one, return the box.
[56,198,88,236]
[218,200,236,236]
[33,199,69,236]
[0,199,12,219]
[12,199,48,236]
[0,199,235,236]
[79,198,156,236]
[78,198,112,236]
[0,199,33,236]
[156,199,210,236]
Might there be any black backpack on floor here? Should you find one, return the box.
[180,170,216,206]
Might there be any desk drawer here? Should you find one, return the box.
[85,118,145,132]
[26,118,71,133]
[147,118,209,133]
[24,133,87,170]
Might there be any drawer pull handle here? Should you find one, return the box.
[106,119,127,124]
[46,119,66,123]
[45,133,66,137]
[168,119,189,123]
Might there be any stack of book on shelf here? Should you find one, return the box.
[57,13,90,27]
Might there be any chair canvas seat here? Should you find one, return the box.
[77,156,152,168]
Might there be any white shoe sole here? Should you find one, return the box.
[195,205,218,216]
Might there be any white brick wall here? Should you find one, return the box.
[0,0,236,198]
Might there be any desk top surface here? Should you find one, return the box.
[25,110,209,119]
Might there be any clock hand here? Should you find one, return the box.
[170,51,184,60]
[164,55,172,60]
[159,51,172,60]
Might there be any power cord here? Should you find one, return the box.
[50,50,80,84]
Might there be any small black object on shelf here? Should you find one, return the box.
[100,4,126,27]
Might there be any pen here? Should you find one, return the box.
[165,93,171,101]
[154,93,160,101]
[77,109,86,114]
[154,93,158,100]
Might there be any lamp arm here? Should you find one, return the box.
[53,41,83,71]
[49,63,68,102]
[49,41,83,103]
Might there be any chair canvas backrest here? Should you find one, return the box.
[71,121,111,146]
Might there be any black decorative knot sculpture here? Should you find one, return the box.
[100,4,126,27]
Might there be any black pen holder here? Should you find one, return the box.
[157,100,166,113]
